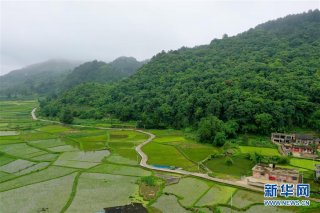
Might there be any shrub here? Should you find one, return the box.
[140,176,156,186]
[59,108,74,124]
[225,157,234,166]
[277,156,290,164]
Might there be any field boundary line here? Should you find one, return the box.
[0,170,78,193]
[192,184,214,207]
[60,171,81,213]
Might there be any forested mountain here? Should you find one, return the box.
[40,10,320,138]
[62,57,144,89]
[0,57,144,97]
[0,59,80,97]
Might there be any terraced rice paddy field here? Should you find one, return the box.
[0,101,319,213]
[0,101,152,212]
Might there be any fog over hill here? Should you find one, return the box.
[0,57,145,97]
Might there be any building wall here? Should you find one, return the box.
[253,170,300,184]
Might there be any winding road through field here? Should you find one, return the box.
[31,108,320,201]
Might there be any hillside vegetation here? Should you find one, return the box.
[62,57,144,89]
[0,59,79,97]
[40,10,320,141]
[0,57,144,97]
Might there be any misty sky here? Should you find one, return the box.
[1,0,319,75]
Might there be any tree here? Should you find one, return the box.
[255,113,273,134]
[224,120,239,138]
[309,109,320,131]
[214,132,227,147]
[38,10,320,135]
[59,108,74,124]
[197,115,224,144]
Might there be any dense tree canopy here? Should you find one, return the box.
[62,57,144,89]
[40,10,320,140]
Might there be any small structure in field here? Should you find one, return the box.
[248,164,301,187]
[316,164,320,180]
[271,133,320,158]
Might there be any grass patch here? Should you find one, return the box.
[109,130,148,144]
[36,125,71,133]
[290,158,318,170]
[89,164,151,177]
[75,134,108,143]
[0,135,22,144]
[142,142,197,171]
[239,146,280,156]
[177,142,220,162]
[20,131,56,141]
[114,148,138,161]
[105,154,138,165]
[0,154,15,166]
[205,156,254,179]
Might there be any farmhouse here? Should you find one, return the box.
[271,133,294,143]
[271,133,320,157]
[250,164,301,184]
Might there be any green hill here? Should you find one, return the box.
[62,57,144,89]
[40,10,320,135]
[0,59,79,97]
[0,57,144,98]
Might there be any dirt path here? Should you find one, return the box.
[31,108,320,201]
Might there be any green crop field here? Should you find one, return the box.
[28,138,66,148]
[36,125,71,133]
[1,100,319,213]
[229,189,264,208]
[163,177,211,207]
[205,156,254,179]
[239,146,280,156]
[195,184,236,206]
[0,173,76,213]
[142,142,198,171]
[290,158,319,170]
[66,173,139,212]
[152,195,188,213]
[176,142,220,162]
[89,163,151,176]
